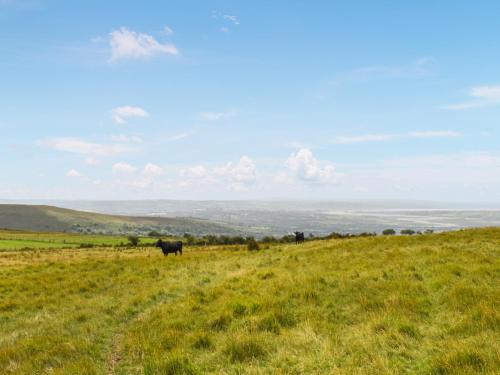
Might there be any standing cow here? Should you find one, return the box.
[156,239,183,256]
[294,231,305,244]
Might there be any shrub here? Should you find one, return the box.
[279,234,295,243]
[79,243,94,248]
[247,238,260,251]
[401,229,416,235]
[127,235,140,246]
[261,236,277,243]
[382,228,396,235]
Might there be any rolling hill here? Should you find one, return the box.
[0,204,241,236]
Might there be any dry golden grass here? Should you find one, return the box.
[0,228,498,374]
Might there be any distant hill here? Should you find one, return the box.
[0,204,241,236]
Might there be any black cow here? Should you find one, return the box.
[156,239,183,256]
[294,231,305,244]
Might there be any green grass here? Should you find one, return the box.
[0,228,498,374]
[0,229,155,250]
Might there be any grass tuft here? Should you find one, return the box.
[224,336,267,362]
[144,355,199,375]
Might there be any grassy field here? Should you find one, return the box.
[0,228,498,374]
[0,229,155,250]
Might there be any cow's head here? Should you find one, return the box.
[155,239,163,247]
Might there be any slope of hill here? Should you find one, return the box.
[0,204,240,236]
[0,228,498,374]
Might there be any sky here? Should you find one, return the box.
[1,0,499,202]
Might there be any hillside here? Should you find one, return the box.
[0,204,240,236]
[0,227,498,374]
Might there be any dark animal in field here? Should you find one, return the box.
[156,239,183,256]
[294,231,305,244]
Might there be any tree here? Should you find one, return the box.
[148,230,162,237]
[400,229,415,235]
[127,235,140,246]
[382,228,396,236]
[261,236,277,243]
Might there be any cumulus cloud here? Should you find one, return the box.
[112,106,149,124]
[108,26,178,60]
[65,169,81,178]
[143,163,163,176]
[216,156,256,191]
[285,148,336,184]
[180,156,256,191]
[40,137,132,157]
[444,85,500,110]
[112,162,137,174]
[180,165,209,179]
[108,27,178,62]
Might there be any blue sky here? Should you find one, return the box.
[1,0,499,201]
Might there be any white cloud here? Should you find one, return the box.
[163,26,174,36]
[215,156,256,191]
[112,106,149,124]
[180,165,210,179]
[200,110,234,121]
[108,27,178,62]
[285,148,336,184]
[444,85,500,110]
[40,137,132,156]
[112,162,137,174]
[180,156,256,191]
[65,169,81,178]
[143,163,163,176]
[333,131,463,144]
[223,15,240,25]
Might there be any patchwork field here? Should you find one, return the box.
[0,228,498,374]
[0,229,154,250]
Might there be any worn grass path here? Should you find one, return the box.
[0,229,499,374]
